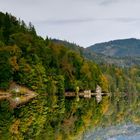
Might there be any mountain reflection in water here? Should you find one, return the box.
[84,123,140,140]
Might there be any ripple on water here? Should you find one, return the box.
[109,135,140,140]
[84,123,140,140]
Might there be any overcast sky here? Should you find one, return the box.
[1,0,140,47]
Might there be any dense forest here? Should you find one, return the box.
[0,12,140,140]
[0,12,109,140]
[0,12,108,92]
[52,39,140,67]
[51,39,140,97]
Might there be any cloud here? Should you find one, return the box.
[101,17,140,23]
[99,0,140,6]
[36,18,94,25]
[99,0,119,5]
[114,18,140,22]
[36,17,140,26]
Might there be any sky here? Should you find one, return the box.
[1,0,140,47]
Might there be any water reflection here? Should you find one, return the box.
[109,135,140,140]
[84,123,140,140]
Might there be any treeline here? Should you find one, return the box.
[53,39,140,96]
[0,12,108,93]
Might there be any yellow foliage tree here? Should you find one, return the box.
[100,75,109,92]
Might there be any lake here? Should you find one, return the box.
[84,123,140,140]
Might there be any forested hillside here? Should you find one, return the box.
[0,12,108,92]
[52,39,140,67]
[0,12,110,140]
[51,39,140,94]
[1,12,140,140]
[86,38,140,67]
[88,38,140,57]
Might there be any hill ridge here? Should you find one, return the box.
[87,38,140,57]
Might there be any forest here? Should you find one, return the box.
[0,12,140,140]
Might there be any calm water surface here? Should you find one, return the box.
[84,123,140,140]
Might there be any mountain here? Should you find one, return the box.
[52,39,140,67]
[87,38,140,57]
[84,38,140,67]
